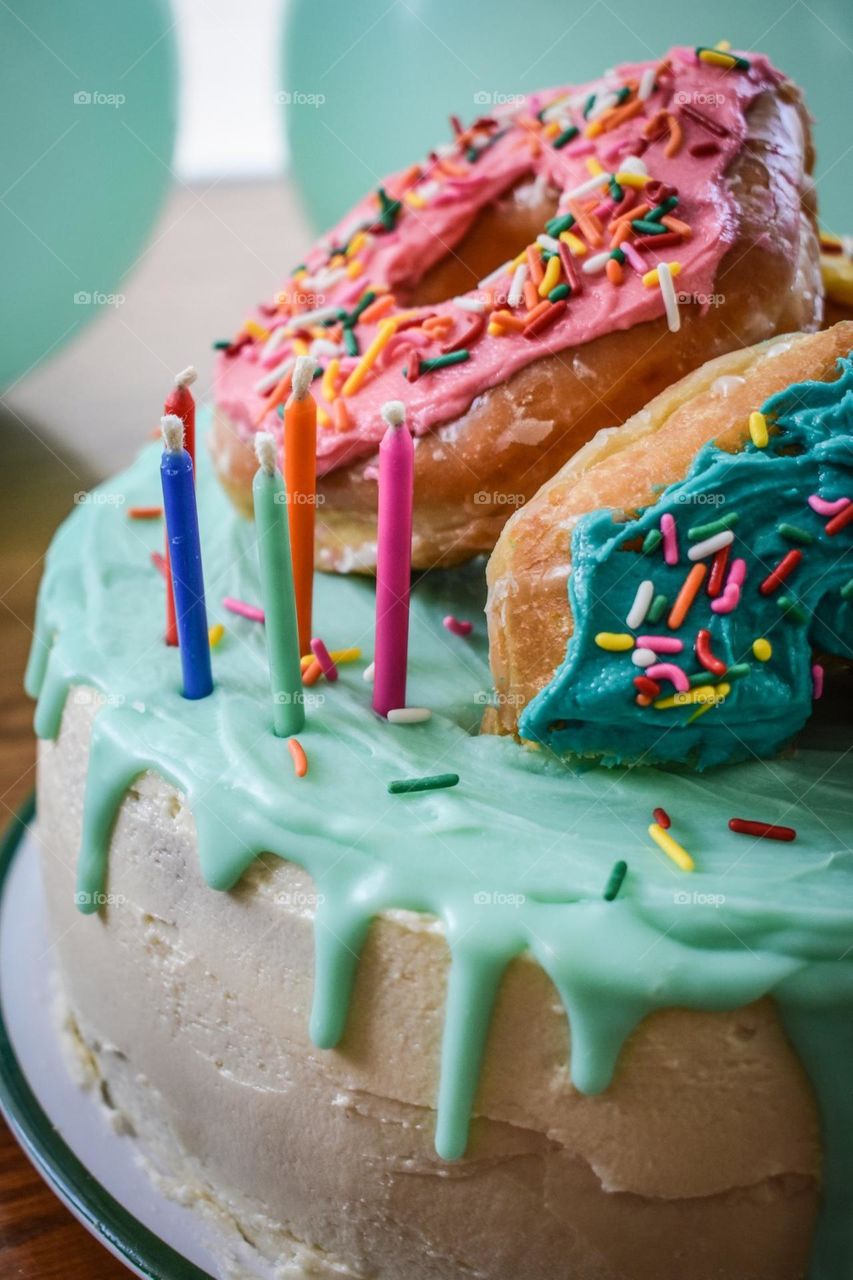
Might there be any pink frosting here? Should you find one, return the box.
[215,48,791,477]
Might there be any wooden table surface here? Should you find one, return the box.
[0,415,125,1278]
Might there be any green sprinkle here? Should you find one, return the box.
[212,340,232,350]
[687,511,739,541]
[842,578,853,600]
[778,522,814,545]
[344,290,377,327]
[615,85,632,105]
[541,249,558,261]
[404,350,470,377]
[647,195,679,223]
[546,212,576,237]
[647,593,668,623]
[344,327,360,357]
[582,93,596,118]
[312,365,323,379]
[377,186,401,230]
[609,247,626,264]
[290,262,306,275]
[631,218,668,236]
[389,773,460,795]
[689,670,719,687]
[609,178,624,202]
[553,125,579,150]
[603,860,628,902]
[466,146,479,163]
[725,663,752,681]
[642,529,663,555]
[548,283,571,302]
[778,596,808,623]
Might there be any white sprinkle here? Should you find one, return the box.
[507,263,529,308]
[174,365,197,389]
[632,647,657,668]
[658,261,680,332]
[254,432,277,475]
[161,414,184,452]
[381,400,406,428]
[536,233,561,253]
[478,259,513,289]
[618,154,648,176]
[290,354,316,401]
[541,92,572,122]
[566,172,609,201]
[285,303,340,329]
[387,707,432,725]
[254,355,294,396]
[418,179,442,203]
[453,294,488,313]
[582,250,611,275]
[300,267,347,292]
[260,326,289,365]
[638,68,657,102]
[309,338,343,360]
[710,375,745,397]
[587,90,619,121]
[363,662,375,683]
[688,530,735,561]
[626,579,655,629]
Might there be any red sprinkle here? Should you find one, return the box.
[632,231,683,251]
[759,549,802,596]
[679,102,730,138]
[405,350,421,383]
[695,628,727,676]
[558,240,582,295]
[728,818,797,842]
[129,505,163,520]
[633,675,662,700]
[652,806,671,829]
[707,544,730,598]
[443,614,473,637]
[523,299,567,338]
[689,140,720,157]
[151,550,167,578]
[443,311,485,353]
[825,502,853,536]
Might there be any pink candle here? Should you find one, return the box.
[373,401,414,717]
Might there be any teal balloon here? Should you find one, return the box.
[284,0,851,235]
[0,0,176,389]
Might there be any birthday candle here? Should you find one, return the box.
[160,415,213,700]
[284,355,317,656]
[253,433,305,736]
[373,401,414,718]
[163,366,198,647]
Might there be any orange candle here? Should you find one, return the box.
[283,355,317,655]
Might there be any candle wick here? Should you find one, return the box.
[174,365,198,389]
[161,414,185,452]
[381,400,407,430]
[254,432,278,476]
[289,354,317,402]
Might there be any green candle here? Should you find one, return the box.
[253,433,305,736]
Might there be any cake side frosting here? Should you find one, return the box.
[215,46,794,475]
[519,356,853,767]
[24,412,853,1280]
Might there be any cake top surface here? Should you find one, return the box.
[215,45,793,474]
[26,411,853,1168]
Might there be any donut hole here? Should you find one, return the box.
[401,176,560,306]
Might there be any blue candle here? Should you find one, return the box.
[160,415,213,700]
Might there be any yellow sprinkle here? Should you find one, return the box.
[512,248,529,268]
[613,171,650,188]
[318,407,332,428]
[753,638,772,662]
[293,337,310,356]
[488,322,508,337]
[584,119,604,139]
[341,319,397,396]
[699,49,738,68]
[300,646,362,671]
[244,319,270,342]
[321,357,340,402]
[649,823,695,872]
[542,120,560,140]
[538,254,562,297]
[329,254,345,268]
[686,694,728,724]
[655,681,730,711]
[586,156,605,176]
[559,230,587,256]
[404,191,426,208]
[346,258,364,279]
[749,411,769,448]
[208,623,225,648]
[594,632,635,652]
[642,261,682,288]
[346,231,366,257]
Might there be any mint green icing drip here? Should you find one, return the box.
[26,414,853,1275]
[520,355,853,769]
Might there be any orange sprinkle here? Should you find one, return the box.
[568,200,603,247]
[610,220,632,247]
[643,109,668,141]
[128,505,163,520]
[302,658,323,686]
[611,201,650,228]
[606,257,624,285]
[333,398,353,432]
[599,98,644,133]
[664,113,683,158]
[668,564,708,630]
[661,215,692,238]
[358,294,396,324]
[255,369,293,426]
[526,244,545,287]
[287,738,309,778]
[523,299,551,326]
[523,279,539,309]
[422,315,454,337]
[490,309,526,332]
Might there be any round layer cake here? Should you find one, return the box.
[27,408,853,1279]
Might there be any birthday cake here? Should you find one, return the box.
[26,43,853,1280]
